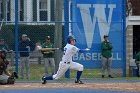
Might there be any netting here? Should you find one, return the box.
[0,0,137,81]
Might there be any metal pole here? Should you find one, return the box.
[123,0,126,77]
[64,0,70,78]
[15,0,19,73]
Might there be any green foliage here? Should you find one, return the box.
[0,25,15,50]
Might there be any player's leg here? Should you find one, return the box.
[107,58,113,78]
[25,57,30,79]
[20,57,25,79]
[138,64,140,77]
[42,61,70,84]
[101,56,107,78]
[53,61,70,79]
[49,58,55,75]
[70,62,84,84]
[7,77,15,84]
[44,58,49,76]
[0,74,9,84]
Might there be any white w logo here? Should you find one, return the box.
[77,4,116,48]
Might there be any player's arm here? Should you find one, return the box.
[49,44,55,53]
[4,70,11,76]
[101,42,108,50]
[108,43,113,50]
[71,47,79,54]
[135,54,138,61]
[72,46,90,53]
[135,53,139,65]
[78,48,90,53]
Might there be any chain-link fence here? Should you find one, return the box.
[0,0,64,80]
[0,0,137,81]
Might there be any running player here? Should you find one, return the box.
[41,35,89,84]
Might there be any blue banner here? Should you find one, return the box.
[71,0,125,68]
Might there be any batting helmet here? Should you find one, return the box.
[67,35,76,44]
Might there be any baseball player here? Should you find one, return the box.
[41,35,89,84]
[41,36,55,76]
[101,35,113,78]
[0,51,18,84]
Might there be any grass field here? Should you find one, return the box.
[19,64,102,80]
[9,64,140,81]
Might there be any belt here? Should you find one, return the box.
[64,62,70,64]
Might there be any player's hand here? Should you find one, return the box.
[43,52,50,54]
[26,46,30,48]
[9,50,13,52]
[7,50,13,53]
[27,37,31,41]
[107,40,109,43]
[36,45,42,50]
[49,50,54,53]
[85,48,90,51]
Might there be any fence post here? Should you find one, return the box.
[15,0,19,73]
[64,0,70,79]
[123,0,126,77]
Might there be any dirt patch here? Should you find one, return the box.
[0,82,140,92]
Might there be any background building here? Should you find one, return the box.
[126,0,140,76]
[0,0,55,22]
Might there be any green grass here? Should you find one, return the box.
[12,64,140,81]
[70,69,102,78]
[30,64,44,80]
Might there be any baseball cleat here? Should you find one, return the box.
[11,72,18,79]
[13,72,18,79]
[41,76,47,84]
[102,75,105,78]
[75,80,84,84]
[108,75,113,78]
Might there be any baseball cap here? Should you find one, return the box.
[22,34,27,37]
[46,36,51,40]
[104,35,108,38]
